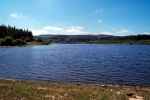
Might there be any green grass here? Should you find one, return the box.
[0,80,149,100]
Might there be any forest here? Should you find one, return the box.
[0,25,33,46]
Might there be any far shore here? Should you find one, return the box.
[1,42,150,48]
[0,79,149,100]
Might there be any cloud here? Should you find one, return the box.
[96,29,131,36]
[43,26,63,31]
[10,13,27,19]
[114,29,150,36]
[65,26,86,33]
[32,26,90,36]
[32,25,134,36]
[116,29,129,33]
[142,32,150,35]
[8,12,37,29]
[32,25,131,36]
[100,32,114,35]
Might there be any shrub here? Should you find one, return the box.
[1,36,14,46]
[0,37,26,46]
[14,39,26,46]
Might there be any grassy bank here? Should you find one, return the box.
[0,80,150,100]
[82,39,150,45]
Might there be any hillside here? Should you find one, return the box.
[37,34,150,44]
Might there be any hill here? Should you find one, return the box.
[37,34,150,44]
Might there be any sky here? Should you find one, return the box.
[0,0,150,36]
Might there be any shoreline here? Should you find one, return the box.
[1,78,150,87]
[0,42,150,47]
[0,79,149,100]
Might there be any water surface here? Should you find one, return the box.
[0,44,150,85]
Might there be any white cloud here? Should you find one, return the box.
[100,32,114,35]
[10,13,19,18]
[43,26,63,31]
[32,25,91,36]
[32,29,48,36]
[142,32,150,35]
[10,13,27,19]
[65,26,86,33]
[100,29,131,36]
[32,25,133,36]
[98,29,131,36]
[116,29,129,34]
[30,25,150,36]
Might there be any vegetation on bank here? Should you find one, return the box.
[0,25,49,46]
[86,39,150,44]
[88,35,150,44]
[0,25,33,46]
[0,80,149,100]
[0,36,27,46]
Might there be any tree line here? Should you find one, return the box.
[0,25,33,46]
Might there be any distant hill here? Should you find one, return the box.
[36,34,150,44]
[36,34,115,43]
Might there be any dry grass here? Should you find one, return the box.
[0,80,149,100]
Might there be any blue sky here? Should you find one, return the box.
[0,0,150,36]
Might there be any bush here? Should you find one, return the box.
[1,36,14,46]
[14,39,26,46]
[0,37,26,46]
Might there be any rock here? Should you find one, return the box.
[129,95,144,100]
[116,91,121,95]
[64,93,68,97]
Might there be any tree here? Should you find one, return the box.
[0,25,33,46]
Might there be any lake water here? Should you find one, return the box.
[0,44,150,85]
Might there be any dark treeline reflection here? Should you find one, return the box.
[0,25,33,46]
